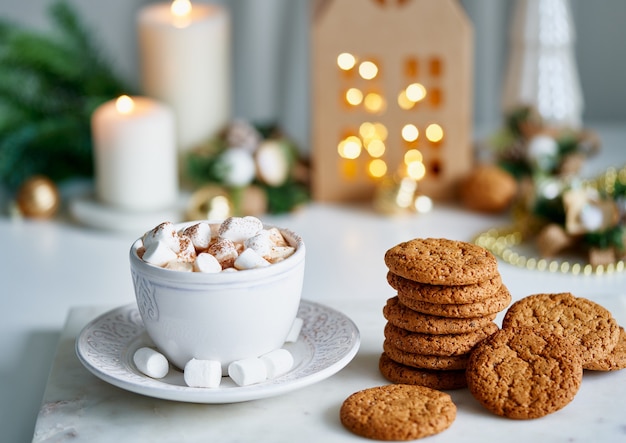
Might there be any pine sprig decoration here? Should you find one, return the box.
[0,0,131,190]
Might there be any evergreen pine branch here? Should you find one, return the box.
[0,115,92,189]
[0,0,130,190]
[2,29,82,81]
[0,65,76,117]
[49,1,129,101]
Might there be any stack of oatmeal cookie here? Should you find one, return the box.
[380,238,511,389]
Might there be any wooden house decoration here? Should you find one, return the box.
[311,0,474,202]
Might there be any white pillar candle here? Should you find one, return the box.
[137,0,231,152]
[92,95,178,211]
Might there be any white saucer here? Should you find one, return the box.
[75,301,360,403]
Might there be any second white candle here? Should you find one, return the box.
[92,95,178,211]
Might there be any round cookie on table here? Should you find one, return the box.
[340,384,457,440]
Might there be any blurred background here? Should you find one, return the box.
[1,0,624,153]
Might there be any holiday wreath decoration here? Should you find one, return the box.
[474,106,624,274]
[185,120,310,216]
[489,106,600,180]
[475,165,626,275]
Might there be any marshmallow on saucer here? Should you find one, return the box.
[228,357,268,386]
[260,349,294,379]
[184,358,222,388]
[133,347,169,379]
[285,317,303,343]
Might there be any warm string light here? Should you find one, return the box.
[474,228,625,276]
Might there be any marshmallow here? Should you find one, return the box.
[142,241,178,266]
[285,317,303,343]
[177,236,197,263]
[234,248,271,270]
[209,223,221,238]
[183,358,222,388]
[244,230,272,256]
[139,218,297,273]
[266,227,289,247]
[218,216,263,243]
[143,221,180,252]
[133,347,169,379]
[207,238,239,269]
[165,261,193,272]
[260,349,294,379]
[182,223,212,251]
[266,246,296,263]
[193,252,222,273]
[228,357,268,386]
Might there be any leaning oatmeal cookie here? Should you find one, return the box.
[502,292,620,368]
[384,238,499,285]
[340,384,457,440]
[466,327,583,419]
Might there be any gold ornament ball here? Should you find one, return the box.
[186,185,233,221]
[16,175,60,218]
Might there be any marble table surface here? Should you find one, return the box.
[32,294,626,443]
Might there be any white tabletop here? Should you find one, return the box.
[1,124,625,442]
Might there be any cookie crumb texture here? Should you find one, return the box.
[466,327,583,419]
[340,384,456,440]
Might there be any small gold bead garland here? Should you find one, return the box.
[474,228,626,276]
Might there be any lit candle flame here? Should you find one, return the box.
[116,95,134,114]
[171,0,192,17]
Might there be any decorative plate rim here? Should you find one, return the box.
[75,300,360,403]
